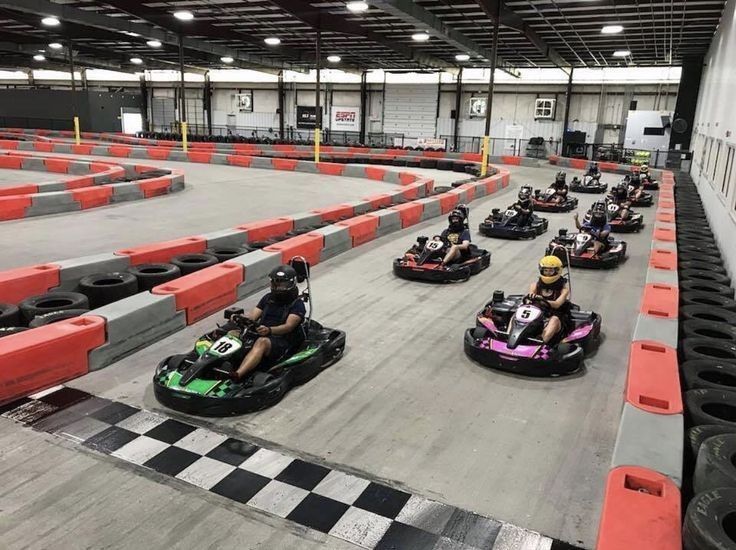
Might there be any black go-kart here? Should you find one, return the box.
[584,202,644,233]
[479,207,548,239]
[464,291,601,376]
[570,174,607,194]
[546,229,627,269]
[628,185,654,207]
[153,258,346,416]
[393,236,491,282]
[641,175,659,190]
[532,188,578,212]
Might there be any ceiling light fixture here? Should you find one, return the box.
[130,57,143,64]
[124,31,140,37]
[455,53,470,61]
[173,10,194,21]
[41,16,60,26]
[48,42,63,50]
[601,25,624,34]
[327,55,341,63]
[264,37,281,46]
[147,39,162,47]
[613,50,631,57]
[220,56,234,63]
[412,32,430,42]
[346,1,369,13]
[33,54,45,61]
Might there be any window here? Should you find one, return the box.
[712,141,722,181]
[706,138,714,177]
[643,127,665,136]
[534,98,556,120]
[722,146,734,198]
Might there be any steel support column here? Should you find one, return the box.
[178,33,186,124]
[140,74,150,133]
[204,72,212,135]
[278,70,285,140]
[453,67,463,152]
[359,70,367,145]
[563,67,574,135]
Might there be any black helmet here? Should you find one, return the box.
[590,162,599,170]
[518,186,532,200]
[617,182,628,194]
[590,211,607,227]
[448,208,465,230]
[268,265,299,304]
[591,200,607,215]
[555,171,567,184]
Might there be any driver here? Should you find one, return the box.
[609,182,632,220]
[550,171,569,203]
[231,265,306,380]
[527,256,571,345]
[511,186,534,226]
[440,208,472,267]
[640,164,653,184]
[628,172,644,200]
[586,162,600,178]
[574,204,611,257]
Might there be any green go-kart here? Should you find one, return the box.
[153,258,346,416]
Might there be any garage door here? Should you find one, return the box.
[383,84,437,138]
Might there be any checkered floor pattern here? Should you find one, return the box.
[1,386,583,550]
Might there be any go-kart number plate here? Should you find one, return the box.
[425,240,444,251]
[208,335,242,357]
[607,204,619,213]
[515,305,542,323]
[504,209,517,216]
[576,234,590,244]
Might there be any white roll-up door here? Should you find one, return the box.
[383,84,437,138]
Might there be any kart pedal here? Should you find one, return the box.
[213,361,235,377]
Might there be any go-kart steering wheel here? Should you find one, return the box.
[523,294,551,311]
[231,314,258,330]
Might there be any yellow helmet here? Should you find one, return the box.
[539,255,563,284]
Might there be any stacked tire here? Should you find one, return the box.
[678,172,736,549]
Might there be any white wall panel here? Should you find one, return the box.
[383,84,438,137]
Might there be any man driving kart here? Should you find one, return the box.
[574,203,611,257]
[403,208,471,268]
[526,256,572,345]
[549,171,570,203]
[608,182,632,220]
[639,164,654,184]
[626,173,645,201]
[586,162,601,178]
[231,265,306,380]
[510,186,534,226]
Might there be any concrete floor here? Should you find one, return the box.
[0,158,426,270]
[0,168,72,187]
[49,163,651,548]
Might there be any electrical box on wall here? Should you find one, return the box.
[534,98,556,120]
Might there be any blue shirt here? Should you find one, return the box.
[256,293,306,327]
[582,221,611,235]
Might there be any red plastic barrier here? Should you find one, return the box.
[364,167,387,181]
[139,177,172,198]
[71,144,93,155]
[108,145,132,157]
[70,186,113,209]
[548,155,560,164]
[265,233,324,265]
[0,316,106,405]
[0,155,22,169]
[483,176,502,194]
[599,162,618,172]
[0,264,60,304]
[461,153,482,162]
[596,467,681,550]
[0,139,19,149]
[501,156,522,165]
[626,340,681,414]
[187,151,212,163]
[649,249,677,271]
[146,147,171,160]
[459,183,476,202]
[653,226,676,242]
[0,184,37,197]
[312,204,355,222]
[227,154,252,168]
[337,215,379,246]
[88,162,112,174]
[33,142,53,152]
[398,172,417,185]
[401,184,421,201]
[273,144,296,152]
[272,158,298,171]
[656,210,675,223]
[659,199,675,210]
[63,175,95,190]
[569,158,587,169]
[363,193,393,209]
[316,162,344,176]
[153,263,244,324]
[640,283,678,319]
[0,195,32,221]
[391,203,423,228]
[115,236,206,265]
[439,193,459,214]
[238,217,294,241]
[44,158,70,173]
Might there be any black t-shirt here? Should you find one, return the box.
[534,276,568,302]
[256,293,306,328]
[441,228,471,245]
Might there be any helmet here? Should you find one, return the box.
[448,208,465,230]
[591,200,607,215]
[555,171,567,184]
[590,211,607,227]
[617,182,628,194]
[640,164,649,174]
[539,256,563,285]
[590,162,599,171]
[518,186,532,201]
[268,265,299,304]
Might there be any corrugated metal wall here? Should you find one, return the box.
[383,84,437,138]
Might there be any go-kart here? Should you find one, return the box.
[393,236,491,282]
[153,258,346,416]
[585,202,644,233]
[546,229,627,269]
[479,207,548,239]
[641,175,659,190]
[464,291,601,376]
[532,188,578,212]
[627,185,654,207]
[570,174,607,194]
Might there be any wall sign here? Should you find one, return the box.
[237,90,253,113]
[297,105,322,129]
[469,96,487,118]
[331,106,360,131]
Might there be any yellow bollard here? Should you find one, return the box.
[314,128,321,163]
[181,121,188,153]
[480,135,490,176]
[73,116,80,146]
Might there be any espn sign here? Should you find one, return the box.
[331,106,360,131]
